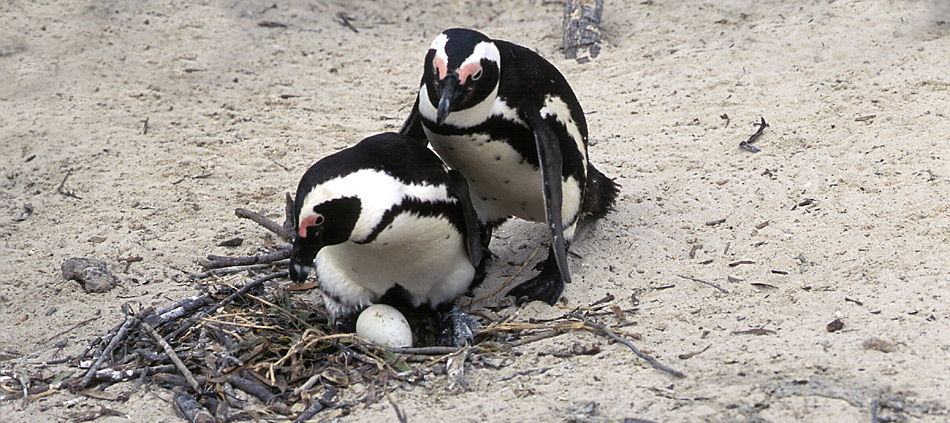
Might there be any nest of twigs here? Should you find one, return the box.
[0,204,682,422]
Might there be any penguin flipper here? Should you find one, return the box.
[530,111,571,285]
[447,169,483,267]
[399,89,428,147]
[507,112,571,305]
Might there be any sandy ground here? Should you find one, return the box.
[2,0,949,421]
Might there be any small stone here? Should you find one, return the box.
[62,257,119,293]
[862,337,895,353]
[217,237,244,247]
[826,318,844,332]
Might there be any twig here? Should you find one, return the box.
[385,390,408,423]
[88,365,175,384]
[190,259,290,279]
[173,389,214,423]
[142,321,201,393]
[292,387,338,423]
[336,12,359,33]
[739,117,768,152]
[41,311,100,344]
[56,169,82,199]
[77,309,151,388]
[676,274,729,294]
[165,272,288,341]
[12,339,68,363]
[142,117,149,135]
[508,328,567,347]
[235,208,293,241]
[571,314,684,378]
[199,247,291,269]
[228,375,273,403]
[386,346,461,355]
[143,295,212,328]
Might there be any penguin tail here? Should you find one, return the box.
[581,163,620,222]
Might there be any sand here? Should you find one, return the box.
[1,0,948,421]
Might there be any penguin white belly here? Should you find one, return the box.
[426,130,582,233]
[315,214,474,316]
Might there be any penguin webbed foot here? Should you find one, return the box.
[507,247,566,306]
[438,305,480,347]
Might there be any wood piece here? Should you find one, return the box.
[572,314,685,378]
[77,309,151,388]
[562,0,605,63]
[199,246,291,269]
[676,274,729,294]
[164,272,288,341]
[235,208,293,241]
[143,321,201,392]
[291,387,338,423]
[173,389,215,423]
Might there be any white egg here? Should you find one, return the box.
[355,304,413,348]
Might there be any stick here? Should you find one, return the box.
[190,259,290,279]
[144,295,213,328]
[173,389,215,423]
[292,387,338,423]
[386,346,461,355]
[739,117,769,152]
[228,375,277,404]
[165,272,288,341]
[56,169,82,199]
[508,329,567,347]
[283,192,296,239]
[675,274,729,294]
[88,365,175,384]
[385,391,409,423]
[336,12,359,33]
[142,321,201,393]
[571,314,685,378]
[41,312,100,344]
[199,247,291,269]
[12,339,68,363]
[235,208,292,241]
[77,309,150,388]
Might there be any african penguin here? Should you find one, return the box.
[289,132,483,346]
[401,28,619,305]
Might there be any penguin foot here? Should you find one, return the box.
[507,250,565,306]
[439,305,480,347]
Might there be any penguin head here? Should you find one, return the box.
[290,194,362,284]
[425,28,501,125]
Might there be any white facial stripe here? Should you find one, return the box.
[540,95,588,169]
[299,169,451,242]
[430,33,449,62]
[463,41,500,67]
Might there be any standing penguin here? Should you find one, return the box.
[401,28,619,305]
[289,132,483,346]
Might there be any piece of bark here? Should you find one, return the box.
[173,389,215,423]
[62,257,118,293]
[563,0,605,63]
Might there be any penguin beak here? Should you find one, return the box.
[436,74,462,125]
[289,235,322,284]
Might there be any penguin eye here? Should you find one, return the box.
[308,211,325,226]
[471,69,483,81]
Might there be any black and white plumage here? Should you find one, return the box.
[289,132,483,346]
[401,28,619,305]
